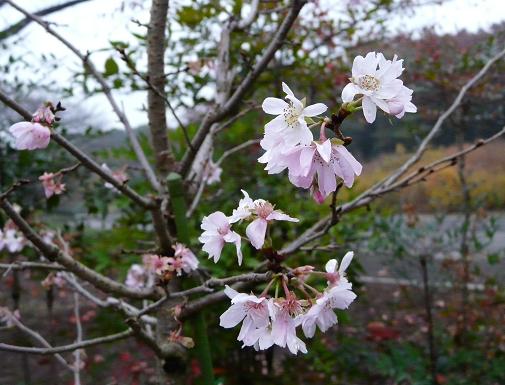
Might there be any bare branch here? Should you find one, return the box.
[72,290,83,384]
[4,0,160,191]
[0,329,133,355]
[118,48,194,154]
[0,88,154,208]
[280,125,505,255]
[0,0,92,41]
[215,139,260,166]
[379,46,505,188]
[137,271,272,318]
[0,261,65,272]
[179,0,307,177]
[0,199,159,300]
[6,311,74,370]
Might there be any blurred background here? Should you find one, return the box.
[0,0,504,384]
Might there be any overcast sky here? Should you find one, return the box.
[1,0,504,130]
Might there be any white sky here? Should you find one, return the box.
[1,0,504,130]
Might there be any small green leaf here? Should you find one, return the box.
[487,253,500,265]
[104,57,119,77]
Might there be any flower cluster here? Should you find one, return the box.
[8,104,56,150]
[124,243,199,288]
[341,52,416,123]
[220,252,357,354]
[199,190,298,264]
[259,83,362,203]
[39,172,66,199]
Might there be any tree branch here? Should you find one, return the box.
[4,0,161,192]
[0,329,133,355]
[379,45,505,188]
[0,0,92,41]
[178,0,306,177]
[0,199,159,300]
[146,0,176,176]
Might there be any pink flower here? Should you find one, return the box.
[230,190,299,249]
[142,254,171,275]
[32,105,55,125]
[125,264,146,289]
[8,122,51,150]
[270,296,307,355]
[288,139,362,202]
[325,251,354,285]
[168,243,199,276]
[301,252,357,338]
[38,172,66,198]
[386,85,417,118]
[220,286,271,346]
[199,211,242,265]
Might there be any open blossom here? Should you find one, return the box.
[8,122,51,150]
[199,211,242,265]
[39,172,66,198]
[230,190,298,249]
[270,296,307,355]
[143,254,171,275]
[386,84,417,118]
[301,252,357,338]
[125,264,147,289]
[168,243,199,276]
[288,139,362,203]
[262,82,327,147]
[0,229,24,253]
[342,52,415,123]
[220,286,270,346]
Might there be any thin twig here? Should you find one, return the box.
[378,46,505,189]
[0,329,134,355]
[4,0,160,192]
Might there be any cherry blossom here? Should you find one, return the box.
[262,82,327,147]
[142,254,171,275]
[125,264,147,289]
[270,295,307,355]
[341,52,409,123]
[230,190,299,249]
[0,229,24,253]
[219,286,270,346]
[286,139,362,203]
[168,243,199,276]
[32,105,55,125]
[386,85,417,118]
[8,122,51,150]
[300,280,357,338]
[300,252,357,338]
[199,211,242,265]
[38,172,66,198]
[325,251,354,285]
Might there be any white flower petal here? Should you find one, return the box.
[302,103,327,117]
[362,96,377,123]
[262,97,288,115]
